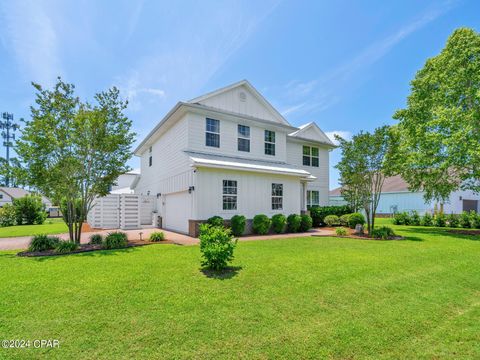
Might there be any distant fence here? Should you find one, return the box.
[87,194,156,230]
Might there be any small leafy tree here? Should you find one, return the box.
[16,78,135,243]
[199,224,237,270]
[13,195,46,225]
[0,203,17,227]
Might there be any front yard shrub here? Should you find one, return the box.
[300,214,313,232]
[89,234,103,245]
[336,227,347,236]
[434,213,447,227]
[252,214,271,235]
[199,224,237,270]
[54,241,78,253]
[446,213,459,228]
[13,195,47,225]
[149,232,165,242]
[459,211,471,228]
[271,214,287,233]
[102,232,128,249]
[207,216,224,227]
[309,205,351,226]
[28,234,60,252]
[287,214,302,233]
[230,215,246,236]
[422,213,433,226]
[392,212,411,225]
[469,211,480,229]
[339,214,351,227]
[410,211,421,226]
[371,226,396,240]
[0,203,17,227]
[348,213,366,229]
[324,215,340,227]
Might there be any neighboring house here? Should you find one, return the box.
[110,169,141,194]
[0,187,52,209]
[133,80,335,235]
[329,175,480,215]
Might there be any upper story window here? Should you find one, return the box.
[303,146,319,167]
[206,118,220,148]
[264,130,275,156]
[272,183,283,210]
[238,125,250,152]
[148,146,152,167]
[222,180,237,210]
[307,190,319,208]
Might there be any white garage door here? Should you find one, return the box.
[164,191,191,233]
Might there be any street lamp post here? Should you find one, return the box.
[0,112,20,187]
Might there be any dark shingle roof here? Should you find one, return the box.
[330,175,412,196]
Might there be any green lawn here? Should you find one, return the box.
[0,218,68,238]
[1,224,479,359]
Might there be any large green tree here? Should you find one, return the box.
[335,126,399,233]
[17,78,135,243]
[394,28,480,202]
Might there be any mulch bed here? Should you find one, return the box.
[446,229,480,236]
[17,240,176,257]
[314,227,405,241]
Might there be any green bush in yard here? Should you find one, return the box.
[422,213,434,226]
[13,195,47,225]
[28,234,60,252]
[300,214,313,232]
[287,214,302,233]
[371,226,396,240]
[459,211,471,228]
[252,214,271,235]
[469,211,480,229]
[199,224,237,270]
[339,214,351,227]
[348,213,366,229]
[0,203,17,227]
[324,215,340,227]
[271,214,287,234]
[335,227,347,236]
[434,213,447,227]
[392,212,411,225]
[309,205,351,226]
[102,232,128,249]
[446,214,459,228]
[149,232,165,242]
[54,241,78,253]
[410,211,421,226]
[89,233,103,245]
[230,215,246,236]
[207,216,224,227]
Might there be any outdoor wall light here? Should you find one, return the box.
[156,193,161,198]
[188,186,195,193]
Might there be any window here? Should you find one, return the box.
[148,146,152,167]
[206,118,220,147]
[238,125,250,152]
[0,194,3,199]
[223,180,237,210]
[307,190,320,208]
[303,146,319,167]
[272,183,283,210]
[265,130,275,155]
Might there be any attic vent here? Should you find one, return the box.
[239,91,246,102]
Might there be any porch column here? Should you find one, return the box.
[301,182,308,213]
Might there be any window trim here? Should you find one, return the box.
[307,190,320,208]
[148,146,152,167]
[303,145,319,167]
[206,118,220,148]
[264,130,276,156]
[237,124,250,152]
[271,183,283,210]
[222,180,237,211]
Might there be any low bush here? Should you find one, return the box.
[271,214,287,234]
[300,214,313,232]
[287,214,302,233]
[230,215,246,236]
[469,211,480,229]
[54,241,78,253]
[207,216,224,227]
[446,213,459,228]
[371,226,396,240]
[348,213,366,229]
[309,205,351,227]
[421,213,433,226]
[102,232,128,249]
[0,203,17,227]
[339,214,351,227]
[199,224,237,270]
[459,211,471,228]
[324,215,340,227]
[149,232,165,242]
[410,211,421,226]
[28,234,60,252]
[252,214,271,235]
[89,234,103,245]
[335,227,347,236]
[13,195,47,225]
[392,212,411,225]
[434,213,447,227]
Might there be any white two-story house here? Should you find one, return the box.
[133,80,335,236]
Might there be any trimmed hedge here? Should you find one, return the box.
[310,205,351,227]
[230,215,246,236]
[324,215,340,227]
[300,214,313,232]
[207,216,224,227]
[348,213,366,229]
[287,214,302,233]
[271,214,287,234]
[253,214,271,235]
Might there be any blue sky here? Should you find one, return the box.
[0,0,478,189]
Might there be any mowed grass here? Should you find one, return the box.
[1,223,480,359]
[0,218,67,238]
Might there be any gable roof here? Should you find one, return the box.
[329,175,413,196]
[188,80,291,126]
[288,122,336,148]
[0,187,30,199]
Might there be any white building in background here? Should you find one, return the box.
[132,80,335,235]
[110,169,140,194]
[0,187,53,209]
[329,175,480,215]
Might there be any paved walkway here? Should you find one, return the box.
[0,227,335,251]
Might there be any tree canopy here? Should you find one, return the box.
[394,27,480,202]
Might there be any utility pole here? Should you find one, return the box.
[1,112,20,187]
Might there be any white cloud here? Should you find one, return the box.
[325,130,352,145]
